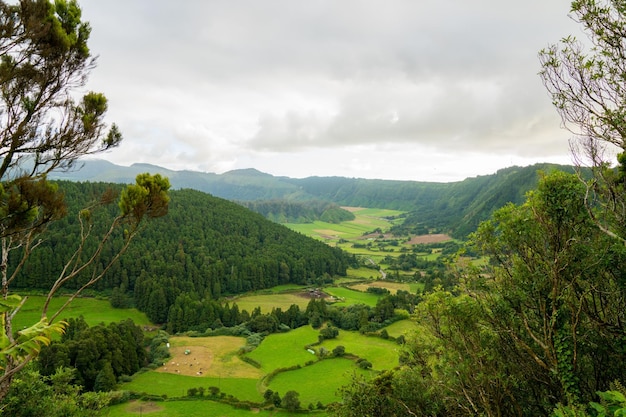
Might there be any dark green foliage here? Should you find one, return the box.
[319,325,339,341]
[282,390,301,411]
[392,164,578,237]
[10,182,352,328]
[93,362,116,393]
[332,371,416,417]
[240,199,355,223]
[2,366,112,417]
[332,345,346,357]
[38,318,147,392]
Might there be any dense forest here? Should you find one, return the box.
[11,181,353,324]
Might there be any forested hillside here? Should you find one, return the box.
[53,160,577,236]
[239,200,355,223]
[12,182,352,323]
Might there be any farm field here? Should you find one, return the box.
[122,371,261,402]
[159,336,262,379]
[27,206,440,416]
[245,325,320,372]
[348,280,423,294]
[114,320,411,415]
[230,291,312,314]
[13,295,151,329]
[267,357,372,406]
[384,319,418,339]
[317,330,400,371]
[284,207,405,242]
[324,286,382,307]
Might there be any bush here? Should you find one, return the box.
[356,358,372,370]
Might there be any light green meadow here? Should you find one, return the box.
[230,292,311,314]
[383,319,418,339]
[267,358,373,405]
[245,326,320,372]
[120,372,262,403]
[13,295,151,329]
[325,286,382,307]
[317,330,400,371]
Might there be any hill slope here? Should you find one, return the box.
[50,160,578,237]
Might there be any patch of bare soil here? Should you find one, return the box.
[157,346,213,376]
[407,233,452,244]
[126,401,163,414]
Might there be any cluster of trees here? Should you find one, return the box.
[37,317,148,392]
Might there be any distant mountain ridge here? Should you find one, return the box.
[51,160,578,237]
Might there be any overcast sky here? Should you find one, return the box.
[79,0,584,182]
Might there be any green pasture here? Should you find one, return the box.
[267,357,373,405]
[317,330,400,371]
[284,208,404,242]
[285,220,375,241]
[106,399,322,417]
[346,266,379,280]
[245,326,320,372]
[121,372,262,403]
[348,280,423,295]
[13,295,150,330]
[336,243,399,258]
[255,283,307,293]
[231,292,311,314]
[384,319,418,339]
[325,287,382,307]
[346,207,405,218]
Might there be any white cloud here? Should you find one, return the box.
[79,0,581,181]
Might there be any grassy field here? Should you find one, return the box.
[13,295,150,329]
[230,291,312,314]
[160,336,262,379]
[284,207,405,242]
[121,371,262,403]
[31,206,436,416]
[324,286,382,307]
[348,280,424,294]
[317,330,400,371]
[114,322,407,414]
[267,357,373,406]
[107,400,328,417]
[245,326,320,372]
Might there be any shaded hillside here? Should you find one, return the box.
[13,182,352,322]
[391,164,578,238]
